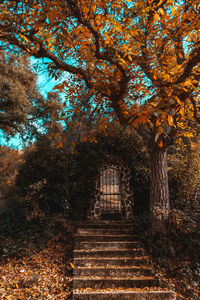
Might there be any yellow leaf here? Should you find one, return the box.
[21,34,29,43]
[56,142,63,149]
[179,107,185,116]
[168,115,173,126]
[175,96,182,105]
[128,55,132,61]
[159,8,165,16]
[16,283,19,289]
[158,140,163,148]
[184,79,192,86]
[70,262,75,268]
[119,58,126,64]
[154,13,159,22]
[171,6,176,15]
[155,119,160,127]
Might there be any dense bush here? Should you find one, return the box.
[16,127,150,220]
[0,146,23,196]
[16,136,70,220]
[168,139,200,210]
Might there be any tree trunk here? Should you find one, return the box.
[148,143,170,237]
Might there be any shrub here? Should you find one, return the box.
[16,128,150,220]
[16,136,70,220]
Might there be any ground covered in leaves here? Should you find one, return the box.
[134,209,200,300]
[1,206,200,300]
[0,207,74,299]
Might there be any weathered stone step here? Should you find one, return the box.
[77,222,133,229]
[75,234,137,242]
[73,222,176,300]
[74,248,145,258]
[79,221,132,223]
[75,241,142,250]
[77,228,133,235]
[74,256,151,267]
[73,276,159,289]
[73,290,176,300]
[74,266,154,277]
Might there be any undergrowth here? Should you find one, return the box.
[134,209,200,299]
[0,203,74,299]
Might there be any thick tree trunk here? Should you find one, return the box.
[149,144,170,237]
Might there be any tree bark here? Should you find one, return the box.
[148,143,170,237]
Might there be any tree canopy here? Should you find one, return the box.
[0,0,199,147]
[0,49,63,142]
[0,50,40,138]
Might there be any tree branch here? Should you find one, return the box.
[65,0,129,79]
[175,46,200,84]
[190,94,200,123]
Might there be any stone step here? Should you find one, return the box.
[75,234,137,242]
[77,228,133,235]
[77,222,133,229]
[73,222,176,300]
[74,266,154,277]
[74,249,145,258]
[79,221,133,224]
[75,241,142,250]
[73,276,159,289]
[73,290,176,300]
[74,256,151,267]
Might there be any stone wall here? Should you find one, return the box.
[89,157,134,220]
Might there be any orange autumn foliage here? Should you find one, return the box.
[0,0,199,149]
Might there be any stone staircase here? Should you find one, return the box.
[73,221,176,299]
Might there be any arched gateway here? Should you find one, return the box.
[89,158,134,220]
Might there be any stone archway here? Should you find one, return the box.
[89,157,134,220]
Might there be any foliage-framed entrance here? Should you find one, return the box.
[89,157,134,220]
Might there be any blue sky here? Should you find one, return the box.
[31,57,65,98]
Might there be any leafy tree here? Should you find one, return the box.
[35,91,64,140]
[0,50,40,139]
[1,0,200,234]
[0,49,63,143]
